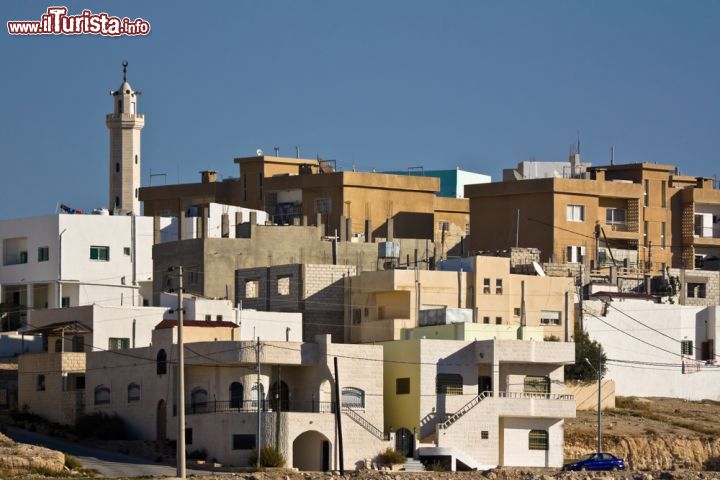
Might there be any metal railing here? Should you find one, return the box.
[343,406,388,440]
[184,399,336,415]
[438,390,575,430]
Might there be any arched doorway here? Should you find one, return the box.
[156,399,166,441]
[395,427,414,457]
[318,379,332,412]
[292,431,331,471]
[229,382,243,409]
[269,381,289,411]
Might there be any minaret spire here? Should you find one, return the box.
[122,60,128,83]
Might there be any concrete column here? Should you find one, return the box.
[195,217,202,239]
[26,284,34,311]
[201,205,209,239]
[339,216,347,242]
[292,217,300,226]
[153,216,161,244]
[316,213,324,236]
[364,219,372,243]
[301,215,307,226]
[492,361,500,393]
[249,212,257,238]
[178,205,186,241]
[387,218,394,241]
[221,213,230,238]
[235,211,243,238]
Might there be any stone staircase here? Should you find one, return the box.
[437,391,492,431]
[402,458,425,471]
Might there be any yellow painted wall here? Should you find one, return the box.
[382,340,421,434]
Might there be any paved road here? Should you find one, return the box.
[6,426,209,477]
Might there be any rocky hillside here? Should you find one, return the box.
[0,431,65,476]
[566,396,720,471]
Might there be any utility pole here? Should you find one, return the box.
[585,357,602,453]
[515,208,520,248]
[333,357,345,474]
[256,337,262,468]
[174,266,186,479]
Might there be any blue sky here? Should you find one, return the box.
[2,1,719,219]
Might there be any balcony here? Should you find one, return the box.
[602,221,639,240]
[495,391,576,418]
[183,399,336,415]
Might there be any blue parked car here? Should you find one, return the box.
[562,452,625,471]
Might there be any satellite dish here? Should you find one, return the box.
[532,261,546,277]
[256,149,264,156]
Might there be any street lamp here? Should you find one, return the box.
[584,357,602,453]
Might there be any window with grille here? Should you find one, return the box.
[540,311,562,325]
[436,374,463,395]
[94,385,111,405]
[524,376,550,394]
[342,387,365,408]
[481,431,489,440]
[128,383,141,402]
[314,197,332,214]
[681,340,694,356]
[108,338,130,350]
[529,430,549,450]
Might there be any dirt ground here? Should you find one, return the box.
[567,396,720,438]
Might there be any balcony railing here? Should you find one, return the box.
[604,221,637,233]
[183,399,337,415]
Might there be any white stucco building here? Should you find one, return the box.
[159,292,302,342]
[584,295,720,400]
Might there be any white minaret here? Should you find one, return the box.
[106,61,144,214]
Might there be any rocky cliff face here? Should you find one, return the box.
[0,432,65,474]
[566,433,720,471]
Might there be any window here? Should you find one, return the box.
[513,308,521,317]
[661,180,667,208]
[204,315,212,321]
[644,221,649,247]
[128,383,141,402]
[37,375,45,391]
[229,382,243,409]
[156,349,167,375]
[37,246,49,262]
[661,222,666,248]
[108,338,130,350]
[245,279,259,299]
[495,279,503,294]
[495,316,502,325]
[55,339,62,352]
[524,376,551,394]
[216,315,223,322]
[483,316,490,324]
[566,204,585,222]
[277,275,291,295]
[72,335,84,353]
[90,246,110,261]
[19,251,27,264]
[135,154,138,165]
[94,385,111,405]
[352,309,361,325]
[314,197,332,215]
[644,179,649,207]
[232,434,256,450]
[681,340,694,356]
[481,431,489,440]
[438,221,450,233]
[436,374,463,395]
[190,388,208,409]
[61,297,70,308]
[396,378,410,395]
[342,387,365,408]
[115,162,120,173]
[540,311,562,326]
[529,430,549,450]
[465,223,470,236]
[75,376,85,390]
[185,428,193,445]
[123,247,131,256]
[566,246,585,263]
[605,208,626,225]
[483,278,491,294]
[478,376,492,393]
[687,282,706,299]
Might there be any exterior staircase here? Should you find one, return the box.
[342,406,389,440]
[437,391,492,431]
[403,458,425,471]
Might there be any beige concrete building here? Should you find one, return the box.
[466,162,720,274]
[383,338,575,469]
[81,324,390,470]
[107,62,144,215]
[141,155,471,255]
[348,255,574,343]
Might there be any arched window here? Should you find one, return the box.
[436,373,463,395]
[229,382,243,409]
[529,429,549,450]
[341,387,365,408]
[54,339,62,352]
[156,349,167,375]
[94,385,111,405]
[128,383,141,402]
[190,388,208,413]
